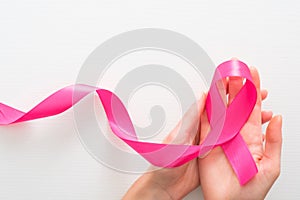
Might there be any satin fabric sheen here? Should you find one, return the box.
[0,60,258,185]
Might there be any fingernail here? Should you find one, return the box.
[265,110,273,115]
[278,115,282,123]
[275,115,283,127]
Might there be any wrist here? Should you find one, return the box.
[123,174,172,200]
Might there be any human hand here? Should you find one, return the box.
[198,66,282,200]
[123,93,206,200]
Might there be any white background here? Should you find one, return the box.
[0,0,299,199]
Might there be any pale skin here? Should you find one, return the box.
[123,65,282,200]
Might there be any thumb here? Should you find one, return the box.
[264,115,283,166]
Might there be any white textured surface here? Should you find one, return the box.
[0,0,299,199]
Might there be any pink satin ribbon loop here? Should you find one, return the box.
[0,59,258,185]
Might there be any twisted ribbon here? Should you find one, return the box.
[0,59,258,185]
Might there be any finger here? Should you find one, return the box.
[250,66,262,107]
[194,94,207,144]
[228,76,243,105]
[261,89,268,101]
[217,79,227,104]
[262,110,273,124]
[200,110,210,143]
[264,115,283,162]
[248,67,262,126]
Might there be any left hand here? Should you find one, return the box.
[123,94,207,200]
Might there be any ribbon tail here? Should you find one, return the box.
[222,133,258,185]
[0,84,97,125]
[0,103,25,124]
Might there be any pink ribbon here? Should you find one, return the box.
[0,59,258,185]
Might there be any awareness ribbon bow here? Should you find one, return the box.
[0,59,258,185]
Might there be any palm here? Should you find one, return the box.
[145,95,207,200]
[198,67,282,200]
[125,95,206,200]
